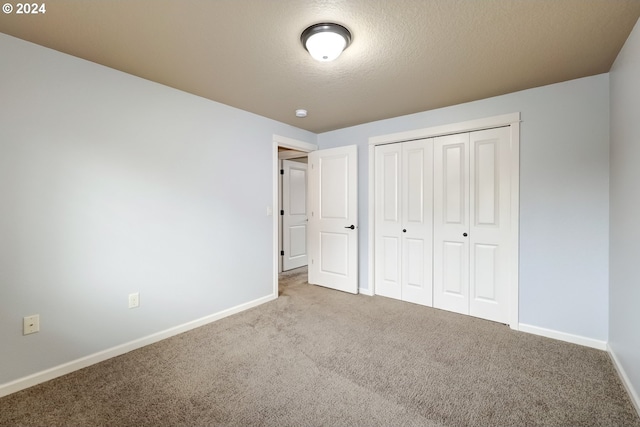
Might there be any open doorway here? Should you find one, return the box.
[272,136,359,297]
[271,135,317,298]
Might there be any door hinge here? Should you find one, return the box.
[280,210,284,216]
[280,250,284,256]
[280,169,284,175]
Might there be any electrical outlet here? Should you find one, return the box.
[23,314,40,335]
[128,292,140,309]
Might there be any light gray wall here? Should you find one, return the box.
[0,34,315,384]
[609,18,640,402]
[318,74,610,341]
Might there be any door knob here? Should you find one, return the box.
[344,225,355,230]
[463,233,468,237]
[403,229,407,233]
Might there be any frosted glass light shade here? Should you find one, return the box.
[301,23,352,62]
[305,31,347,61]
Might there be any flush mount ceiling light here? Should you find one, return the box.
[301,23,352,62]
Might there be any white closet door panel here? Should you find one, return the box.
[378,236,401,298]
[437,240,468,314]
[405,146,425,223]
[434,133,470,314]
[375,144,402,299]
[469,127,510,323]
[473,244,498,300]
[401,139,433,306]
[475,141,497,225]
[443,144,466,225]
[402,237,426,304]
[382,152,400,222]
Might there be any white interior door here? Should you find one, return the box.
[374,143,402,299]
[469,127,511,323]
[433,133,470,315]
[308,145,358,294]
[401,139,433,306]
[282,159,308,271]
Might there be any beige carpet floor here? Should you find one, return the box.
[1,267,638,426]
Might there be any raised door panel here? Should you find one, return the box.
[289,167,307,215]
[374,144,402,299]
[473,244,498,301]
[442,242,464,290]
[382,151,400,223]
[401,139,433,306]
[319,155,348,220]
[381,236,400,285]
[319,232,349,275]
[469,127,510,323]
[433,133,470,315]
[288,226,307,258]
[402,237,425,296]
[443,144,466,225]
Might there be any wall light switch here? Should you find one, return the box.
[23,314,40,335]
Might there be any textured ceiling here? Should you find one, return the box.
[1,1,639,133]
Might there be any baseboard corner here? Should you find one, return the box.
[607,343,640,417]
[518,323,607,350]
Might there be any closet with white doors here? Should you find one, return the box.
[374,125,513,324]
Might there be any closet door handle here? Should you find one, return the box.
[463,233,468,237]
[344,225,355,230]
[403,229,407,233]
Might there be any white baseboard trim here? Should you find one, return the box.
[0,293,277,398]
[359,287,374,296]
[607,343,640,417]
[518,323,607,350]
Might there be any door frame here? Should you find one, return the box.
[367,113,521,329]
[272,135,317,298]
